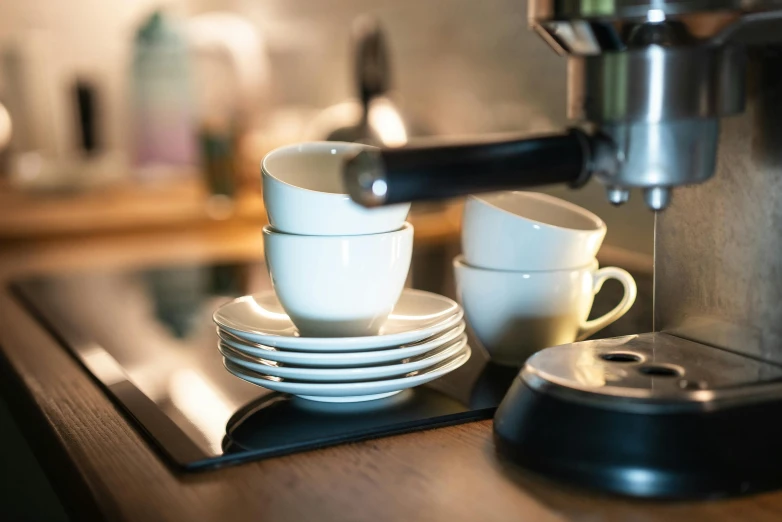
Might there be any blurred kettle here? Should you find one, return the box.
[306,16,407,147]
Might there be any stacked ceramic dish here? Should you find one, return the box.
[213,289,468,402]
[213,142,470,402]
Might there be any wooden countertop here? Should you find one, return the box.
[3,222,778,522]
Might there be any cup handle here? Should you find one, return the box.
[577,266,638,341]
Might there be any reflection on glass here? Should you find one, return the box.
[143,264,248,338]
[573,346,606,387]
[169,369,234,454]
[144,266,209,338]
[82,344,129,387]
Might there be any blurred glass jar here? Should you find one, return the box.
[187,12,271,200]
[131,11,198,181]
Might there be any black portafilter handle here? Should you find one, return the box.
[343,128,594,206]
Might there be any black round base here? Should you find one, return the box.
[494,377,782,499]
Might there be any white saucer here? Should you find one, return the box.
[216,322,466,367]
[213,289,462,351]
[219,334,467,382]
[223,345,472,402]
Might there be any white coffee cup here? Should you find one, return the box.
[462,191,607,271]
[454,256,636,366]
[262,141,411,236]
[263,223,413,337]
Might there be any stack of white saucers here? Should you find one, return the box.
[213,288,469,403]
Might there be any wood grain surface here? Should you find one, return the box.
[8,226,781,521]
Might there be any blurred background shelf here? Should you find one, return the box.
[0,178,260,238]
[0,177,464,245]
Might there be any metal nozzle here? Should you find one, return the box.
[606,187,631,206]
[644,186,671,211]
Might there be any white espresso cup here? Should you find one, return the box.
[263,223,413,337]
[454,256,637,366]
[462,191,607,271]
[262,141,411,236]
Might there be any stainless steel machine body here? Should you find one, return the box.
[343,0,782,498]
[525,1,782,400]
[489,1,782,498]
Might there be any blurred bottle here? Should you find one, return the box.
[74,80,100,156]
[131,10,198,181]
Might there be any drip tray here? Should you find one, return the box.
[12,261,514,471]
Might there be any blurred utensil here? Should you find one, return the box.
[187,11,272,200]
[307,16,407,147]
[74,79,100,156]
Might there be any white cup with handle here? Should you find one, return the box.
[454,256,636,366]
[462,191,606,271]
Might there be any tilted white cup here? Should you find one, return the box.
[454,256,636,366]
[262,141,411,236]
[462,191,607,271]
[263,223,414,337]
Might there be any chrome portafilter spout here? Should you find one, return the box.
[561,22,746,210]
[343,128,604,207]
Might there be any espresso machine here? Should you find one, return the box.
[344,1,782,499]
